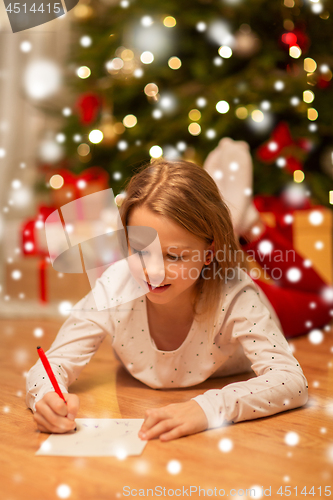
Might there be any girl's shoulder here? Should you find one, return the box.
[220,267,282,331]
[221,267,258,298]
[91,259,144,312]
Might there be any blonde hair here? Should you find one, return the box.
[118,158,250,335]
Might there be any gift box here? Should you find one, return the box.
[21,205,55,257]
[4,257,92,303]
[244,195,333,286]
[49,167,110,219]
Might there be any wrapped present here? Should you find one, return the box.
[49,166,110,217]
[251,194,333,285]
[5,257,92,304]
[15,190,123,305]
[21,205,55,257]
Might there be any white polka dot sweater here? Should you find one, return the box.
[26,267,308,430]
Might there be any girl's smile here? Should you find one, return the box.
[127,205,214,317]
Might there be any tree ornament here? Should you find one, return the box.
[256,122,312,174]
[99,112,117,146]
[233,25,261,58]
[75,92,102,125]
[280,26,310,55]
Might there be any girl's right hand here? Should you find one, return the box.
[33,392,80,434]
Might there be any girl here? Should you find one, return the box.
[26,138,311,442]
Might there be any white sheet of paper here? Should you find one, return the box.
[35,419,148,457]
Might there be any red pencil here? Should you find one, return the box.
[37,346,67,405]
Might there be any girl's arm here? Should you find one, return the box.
[26,283,114,413]
[191,285,309,430]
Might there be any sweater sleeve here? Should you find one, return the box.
[25,281,115,413]
[191,284,309,430]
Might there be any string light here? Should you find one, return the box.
[77,144,90,156]
[163,16,176,27]
[251,110,264,122]
[168,57,181,70]
[216,101,229,114]
[294,170,305,183]
[235,107,248,119]
[188,109,201,121]
[106,58,124,72]
[307,108,318,120]
[50,175,64,189]
[196,22,207,32]
[77,66,91,79]
[188,123,201,135]
[123,115,137,128]
[140,51,154,64]
[289,45,302,58]
[121,49,134,61]
[303,90,315,103]
[73,4,93,18]
[89,130,103,143]
[218,46,232,58]
[304,58,317,72]
[114,123,125,134]
[149,145,163,158]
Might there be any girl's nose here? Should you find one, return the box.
[144,263,166,285]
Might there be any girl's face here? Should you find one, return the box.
[127,206,214,308]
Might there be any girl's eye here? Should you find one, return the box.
[167,254,183,261]
[131,248,183,261]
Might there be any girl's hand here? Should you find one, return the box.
[138,400,208,442]
[33,392,80,434]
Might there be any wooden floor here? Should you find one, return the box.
[1,317,333,500]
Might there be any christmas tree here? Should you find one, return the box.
[36,0,333,208]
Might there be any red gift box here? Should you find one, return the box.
[49,166,110,214]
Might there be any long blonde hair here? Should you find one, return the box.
[118,158,249,334]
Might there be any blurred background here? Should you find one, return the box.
[0,0,332,320]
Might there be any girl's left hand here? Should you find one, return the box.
[138,400,208,442]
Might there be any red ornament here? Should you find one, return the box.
[280,27,310,54]
[75,92,102,125]
[281,33,297,46]
[285,156,303,174]
[256,122,310,175]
